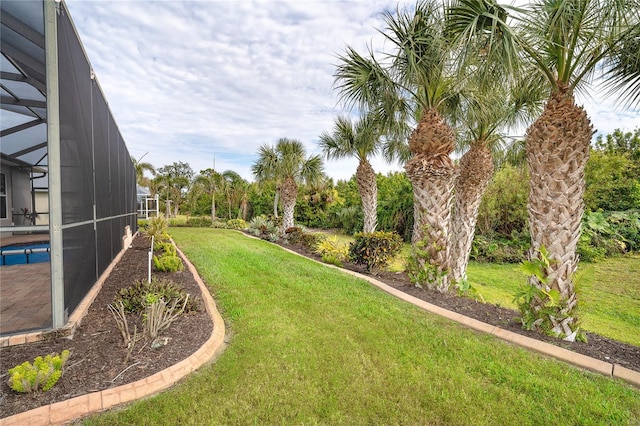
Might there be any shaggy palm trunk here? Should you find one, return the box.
[357,159,378,233]
[280,176,298,232]
[405,108,457,292]
[211,187,217,224]
[273,187,280,219]
[450,143,494,284]
[526,88,592,337]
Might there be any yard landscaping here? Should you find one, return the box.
[81,228,639,425]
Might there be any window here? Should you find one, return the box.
[0,173,6,219]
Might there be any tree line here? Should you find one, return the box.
[135,0,640,341]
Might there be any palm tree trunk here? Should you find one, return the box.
[405,109,458,292]
[280,176,297,232]
[356,159,378,233]
[273,186,280,219]
[450,143,494,284]
[211,192,216,224]
[526,88,593,337]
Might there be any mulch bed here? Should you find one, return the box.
[0,235,212,418]
[1,231,638,419]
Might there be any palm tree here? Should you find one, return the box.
[194,168,224,223]
[132,154,155,188]
[319,114,382,233]
[221,170,246,220]
[449,70,545,285]
[335,1,460,292]
[448,0,640,336]
[252,138,324,232]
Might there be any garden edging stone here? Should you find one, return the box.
[1,240,226,426]
[268,235,640,389]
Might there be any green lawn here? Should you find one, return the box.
[83,228,639,425]
[465,257,640,347]
[351,230,638,347]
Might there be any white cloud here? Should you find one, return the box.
[65,0,639,183]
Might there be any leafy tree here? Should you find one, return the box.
[585,129,640,211]
[376,172,414,241]
[252,138,324,232]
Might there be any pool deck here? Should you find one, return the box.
[0,234,52,334]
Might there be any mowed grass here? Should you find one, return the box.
[83,229,639,425]
[466,257,640,347]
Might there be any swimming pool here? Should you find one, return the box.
[0,243,50,266]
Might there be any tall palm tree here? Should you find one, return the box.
[132,154,155,188]
[319,114,382,233]
[449,69,545,285]
[221,170,246,220]
[335,0,460,292]
[252,138,324,232]
[194,168,224,223]
[448,0,640,336]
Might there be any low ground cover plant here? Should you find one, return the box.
[314,235,349,267]
[114,278,197,314]
[7,350,70,393]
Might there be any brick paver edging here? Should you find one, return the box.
[271,238,640,389]
[2,241,226,426]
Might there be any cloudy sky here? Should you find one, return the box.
[64,0,639,183]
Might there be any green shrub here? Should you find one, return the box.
[212,220,229,229]
[248,215,279,240]
[300,232,327,251]
[186,216,212,228]
[578,211,640,261]
[349,231,403,274]
[284,226,305,244]
[153,254,184,272]
[8,350,70,393]
[314,236,349,267]
[143,216,169,242]
[154,241,177,255]
[226,219,247,230]
[470,233,529,264]
[114,278,197,314]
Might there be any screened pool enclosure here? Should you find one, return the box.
[1,0,137,336]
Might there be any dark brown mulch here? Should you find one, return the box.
[0,235,212,419]
[275,238,640,375]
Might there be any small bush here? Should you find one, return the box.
[349,231,403,274]
[8,350,70,393]
[154,241,176,255]
[153,254,184,272]
[315,236,349,267]
[143,216,169,242]
[470,234,529,264]
[186,216,212,228]
[115,278,197,314]
[248,215,279,240]
[284,226,305,245]
[211,220,229,229]
[227,219,247,230]
[300,232,327,251]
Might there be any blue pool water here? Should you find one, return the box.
[0,243,50,266]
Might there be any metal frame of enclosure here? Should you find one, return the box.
[1,0,137,334]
